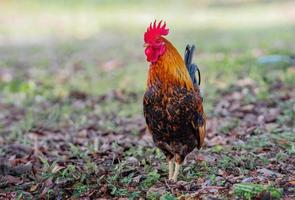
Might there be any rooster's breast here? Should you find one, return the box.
[143,84,201,156]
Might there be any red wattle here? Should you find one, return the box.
[145,45,166,63]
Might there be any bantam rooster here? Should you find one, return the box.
[143,20,206,181]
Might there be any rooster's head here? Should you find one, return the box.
[144,20,169,63]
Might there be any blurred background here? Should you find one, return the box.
[1,0,294,110]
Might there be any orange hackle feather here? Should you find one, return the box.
[147,37,193,91]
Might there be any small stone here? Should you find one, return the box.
[242,177,254,183]
[147,185,166,196]
[257,168,281,177]
[126,157,138,164]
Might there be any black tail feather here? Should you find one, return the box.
[184,44,201,86]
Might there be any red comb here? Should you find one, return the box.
[144,20,169,44]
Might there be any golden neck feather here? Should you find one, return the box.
[147,38,193,90]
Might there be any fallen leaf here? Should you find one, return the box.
[288,180,295,186]
[5,175,22,185]
[51,165,65,173]
[195,155,206,162]
[30,184,39,192]
[257,168,281,177]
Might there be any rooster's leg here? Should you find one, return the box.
[172,162,181,181]
[168,158,174,179]
[172,154,183,181]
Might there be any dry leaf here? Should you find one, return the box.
[51,165,65,174]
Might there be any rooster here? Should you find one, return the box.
[143,20,206,181]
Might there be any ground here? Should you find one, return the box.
[0,0,295,199]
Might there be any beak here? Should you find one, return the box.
[143,43,149,48]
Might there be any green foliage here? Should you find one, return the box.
[69,143,88,159]
[147,192,161,200]
[140,170,161,189]
[160,193,177,200]
[234,183,282,200]
[61,164,77,178]
[1,80,36,94]
[121,173,134,185]
[73,183,88,197]
[128,191,141,200]
[212,145,223,153]
[218,155,235,169]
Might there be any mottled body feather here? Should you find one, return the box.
[143,82,205,163]
[143,38,205,164]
